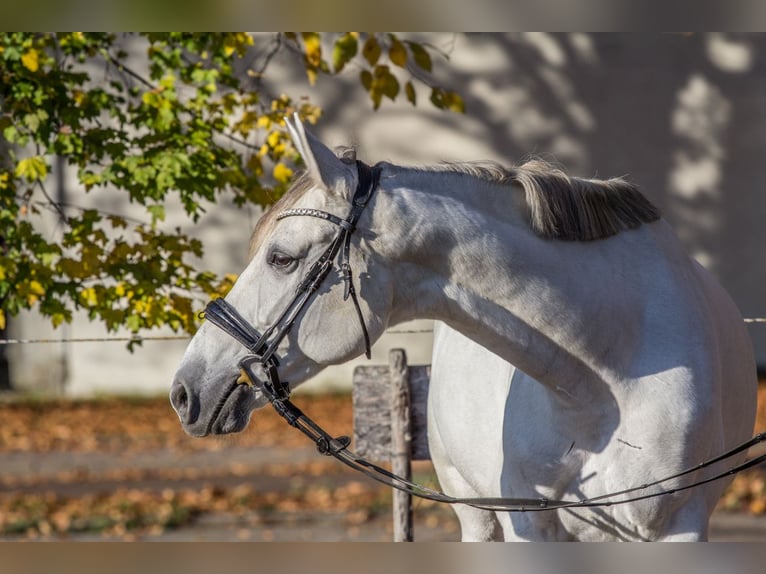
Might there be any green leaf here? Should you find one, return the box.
[147,204,166,223]
[375,65,399,101]
[362,36,381,66]
[405,81,417,106]
[2,125,20,144]
[430,87,444,108]
[408,42,432,72]
[23,110,49,133]
[126,314,141,332]
[332,33,358,73]
[360,69,373,90]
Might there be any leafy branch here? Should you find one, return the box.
[0,32,464,339]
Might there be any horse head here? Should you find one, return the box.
[170,117,393,437]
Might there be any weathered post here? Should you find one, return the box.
[389,349,413,542]
[352,350,430,540]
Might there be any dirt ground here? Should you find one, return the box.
[1,386,765,542]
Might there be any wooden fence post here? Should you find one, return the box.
[389,349,413,542]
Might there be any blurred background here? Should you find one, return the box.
[1,33,765,541]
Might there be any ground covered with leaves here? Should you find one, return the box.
[0,384,764,540]
[0,392,454,540]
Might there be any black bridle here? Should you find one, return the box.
[203,160,766,513]
[205,160,380,402]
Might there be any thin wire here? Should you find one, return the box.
[385,328,434,334]
[0,335,188,345]
[0,318,764,344]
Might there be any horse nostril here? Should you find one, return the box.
[170,379,199,425]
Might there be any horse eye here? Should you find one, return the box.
[269,252,294,269]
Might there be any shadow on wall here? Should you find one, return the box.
[312,32,766,367]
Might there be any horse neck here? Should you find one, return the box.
[372,167,633,387]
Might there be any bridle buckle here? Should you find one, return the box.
[238,353,290,402]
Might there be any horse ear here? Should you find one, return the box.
[284,113,356,197]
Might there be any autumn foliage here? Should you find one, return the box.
[0,32,463,338]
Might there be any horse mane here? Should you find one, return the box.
[433,159,661,241]
[252,152,660,253]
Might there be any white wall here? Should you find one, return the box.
[7,33,766,397]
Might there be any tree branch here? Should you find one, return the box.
[249,33,283,88]
[104,51,155,90]
[35,180,70,224]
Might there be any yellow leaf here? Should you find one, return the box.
[0,310,5,330]
[80,286,98,306]
[21,49,40,72]
[302,33,322,67]
[29,280,45,295]
[273,163,293,184]
[389,37,407,68]
[159,74,176,89]
[445,91,465,114]
[306,67,318,86]
[224,33,254,57]
[299,103,322,124]
[362,37,381,66]
[141,91,156,106]
[266,130,283,148]
[15,156,48,182]
[247,154,263,176]
[216,273,239,297]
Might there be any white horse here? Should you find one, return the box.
[171,117,757,541]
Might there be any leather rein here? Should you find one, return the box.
[203,160,766,513]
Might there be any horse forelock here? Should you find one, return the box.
[423,159,660,242]
[248,147,359,258]
[248,171,313,258]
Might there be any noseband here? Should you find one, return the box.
[204,160,381,401]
